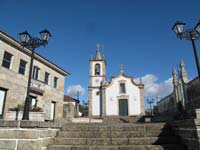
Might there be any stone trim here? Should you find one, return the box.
[139,87,145,115]
[117,95,129,100]
[118,80,126,83]
[90,75,106,77]
[88,89,93,117]
[118,82,127,95]
[106,72,143,88]
[102,87,106,116]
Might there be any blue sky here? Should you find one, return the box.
[0,0,200,108]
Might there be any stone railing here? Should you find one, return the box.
[30,79,45,93]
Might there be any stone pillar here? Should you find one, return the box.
[139,86,145,115]
[88,88,93,117]
[138,78,145,115]
[173,68,181,113]
[180,60,189,83]
[102,87,106,116]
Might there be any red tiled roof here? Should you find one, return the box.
[64,95,79,103]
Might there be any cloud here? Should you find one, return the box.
[135,74,173,98]
[67,85,85,97]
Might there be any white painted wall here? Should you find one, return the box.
[92,88,100,116]
[92,77,102,87]
[105,75,141,116]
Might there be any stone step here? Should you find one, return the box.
[47,144,185,150]
[57,130,174,138]
[61,123,167,132]
[53,137,180,145]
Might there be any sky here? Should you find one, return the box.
[0,0,200,108]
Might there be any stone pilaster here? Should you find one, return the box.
[180,60,189,83]
[172,68,181,112]
[102,87,106,116]
[88,88,93,117]
[139,86,145,115]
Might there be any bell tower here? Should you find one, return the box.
[88,44,106,117]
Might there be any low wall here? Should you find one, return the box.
[169,109,200,150]
[5,111,45,121]
[0,121,62,150]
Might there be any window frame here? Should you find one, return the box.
[32,66,40,80]
[44,72,50,85]
[18,59,27,75]
[120,83,126,94]
[2,51,13,69]
[54,77,58,88]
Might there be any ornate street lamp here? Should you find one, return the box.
[172,21,200,79]
[19,29,52,120]
[147,99,154,117]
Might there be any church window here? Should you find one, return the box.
[95,64,101,75]
[120,83,126,93]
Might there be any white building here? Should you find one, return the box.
[88,50,145,117]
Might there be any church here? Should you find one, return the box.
[88,49,145,117]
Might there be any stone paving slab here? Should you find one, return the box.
[53,137,179,145]
[47,144,185,150]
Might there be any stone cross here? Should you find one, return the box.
[96,43,101,51]
[120,64,124,70]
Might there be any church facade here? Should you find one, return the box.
[88,50,145,117]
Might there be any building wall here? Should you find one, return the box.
[0,33,67,121]
[91,88,101,116]
[157,94,177,115]
[105,75,141,116]
[157,78,200,116]
[157,59,200,118]
[185,77,200,111]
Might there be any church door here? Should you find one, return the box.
[119,99,128,116]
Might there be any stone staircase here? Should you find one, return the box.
[47,123,186,150]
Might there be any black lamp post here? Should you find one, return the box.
[147,98,154,117]
[172,21,200,79]
[19,29,52,120]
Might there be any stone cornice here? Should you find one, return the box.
[105,72,144,88]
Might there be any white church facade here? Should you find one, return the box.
[88,50,145,117]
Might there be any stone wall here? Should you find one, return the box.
[185,77,200,113]
[157,76,200,119]
[0,120,61,150]
[157,93,177,116]
[170,113,200,150]
[5,111,45,121]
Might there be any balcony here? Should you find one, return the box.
[30,79,45,94]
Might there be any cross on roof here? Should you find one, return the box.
[96,43,101,51]
[120,64,124,71]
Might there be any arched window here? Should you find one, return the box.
[95,64,101,75]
